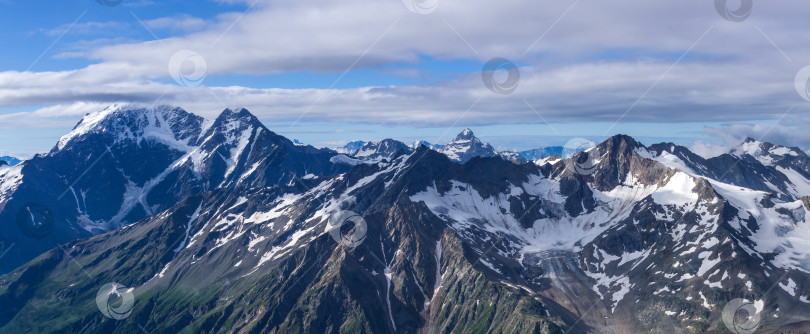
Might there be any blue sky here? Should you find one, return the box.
[1,0,809,157]
[0,1,233,69]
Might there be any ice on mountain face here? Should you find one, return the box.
[175,159,371,273]
[755,299,765,313]
[696,251,721,277]
[56,104,122,150]
[497,151,525,163]
[734,140,766,158]
[771,146,798,156]
[408,151,745,311]
[653,286,673,295]
[409,172,662,255]
[256,225,319,268]
[478,258,501,274]
[330,154,364,166]
[0,164,23,204]
[637,148,698,175]
[335,141,366,155]
[101,152,194,232]
[56,105,201,152]
[701,237,720,249]
[699,291,712,309]
[380,238,398,331]
[347,139,411,163]
[411,140,443,151]
[52,105,295,233]
[711,176,810,272]
[731,139,801,166]
[434,240,443,295]
[646,140,809,201]
[640,140,810,273]
[437,129,498,163]
[174,203,202,253]
[208,172,363,262]
[223,124,260,181]
[779,278,798,297]
[651,172,699,206]
[776,166,810,198]
[610,277,631,313]
[439,147,462,162]
[354,145,378,158]
[534,156,562,166]
[205,195,302,253]
[585,268,633,313]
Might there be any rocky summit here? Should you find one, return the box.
[1,106,810,333]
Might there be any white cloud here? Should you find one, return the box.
[1,60,807,128]
[74,0,810,76]
[144,15,208,32]
[2,0,810,146]
[0,102,111,130]
[690,140,734,159]
[702,118,810,151]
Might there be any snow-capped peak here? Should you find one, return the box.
[732,138,766,157]
[410,140,443,151]
[335,141,366,155]
[731,137,803,166]
[438,129,497,163]
[345,139,412,162]
[412,140,427,149]
[55,104,204,152]
[211,108,265,130]
[56,104,125,150]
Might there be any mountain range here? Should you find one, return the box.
[0,105,349,274]
[1,105,810,333]
[334,130,564,164]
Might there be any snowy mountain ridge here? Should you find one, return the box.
[2,106,810,332]
[0,105,349,274]
[436,128,500,163]
[337,128,527,164]
[55,104,208,152]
